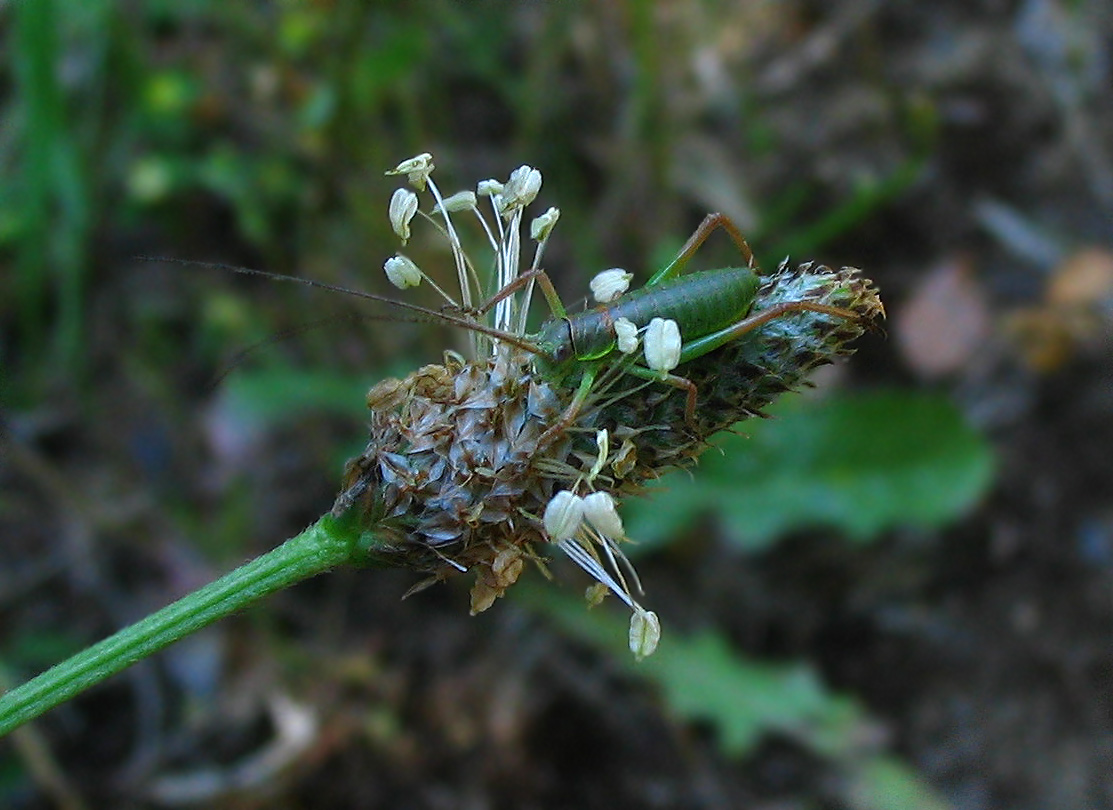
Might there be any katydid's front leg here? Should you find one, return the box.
[648,213,756,286]
[474,267,567,319]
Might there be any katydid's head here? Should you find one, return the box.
[533,317,576,371]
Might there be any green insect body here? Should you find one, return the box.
[533,267,762,373]
[158,213,865,433]
[508,213,869,438]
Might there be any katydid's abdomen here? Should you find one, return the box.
[565,267,762,360]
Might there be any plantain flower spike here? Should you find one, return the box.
[334,153,884,659]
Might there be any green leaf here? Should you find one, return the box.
[625,390,994,552]
[842,755,953,810]
[651,631,839,754]
[218,367,371,427]
[522,586,859,755]
[521,588,950,810]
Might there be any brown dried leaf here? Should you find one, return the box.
[896,255,991,378]
[1005,248,1113,371]
[1047,248,1113,309]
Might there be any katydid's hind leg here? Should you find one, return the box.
[667,372,700,428]
[678,301,863,363]
[623,364,702,428]
[649,213,757,285]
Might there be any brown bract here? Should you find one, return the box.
[333,349,571,613]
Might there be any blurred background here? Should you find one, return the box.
[2,1,1112,807]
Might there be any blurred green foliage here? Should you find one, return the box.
[625,390,995,552]
[532,587,950,810]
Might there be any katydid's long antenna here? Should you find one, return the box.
[139,256,542,354]
[205,311,421,391]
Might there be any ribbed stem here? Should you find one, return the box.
[0,513,367,737]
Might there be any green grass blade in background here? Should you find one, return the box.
[10,0,95,379]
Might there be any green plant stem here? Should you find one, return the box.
[0,514,363,737]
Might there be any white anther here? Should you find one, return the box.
[543,490,584,541]
[613,317,639,354]
[383,254,422,289]
[476,179,504,197]
[585,582,609,607]
[629,608,661,661]
[530,207,561,241]
[644,317,682,376]
[590,268,633,303]
[582,491,624,538]
[385,153,435,190]
[388,188,419,244]
[432,190,477,214]
[587,429,609,482]
[498,165,542,213]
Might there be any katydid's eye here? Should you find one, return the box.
[545,343,571,366]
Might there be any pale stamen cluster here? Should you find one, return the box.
[385,154,552,357]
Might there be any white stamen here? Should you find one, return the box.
[587,429,609,482]
[590,268,633,303]
[543,490,584,541]
[556,538,634,609]
[614,317,639,354]
[476,179,504,197]
[385,152,435,190]
[583,492,625,538]
[383,254,422,289]
[424,176,474,320]
[644,317,682,376]
[494,208,523,335]
[530,206,561,242]
[629,608,661,660]
[432,190,477,214]
[498,165,542,214]
[389,188,419,244]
